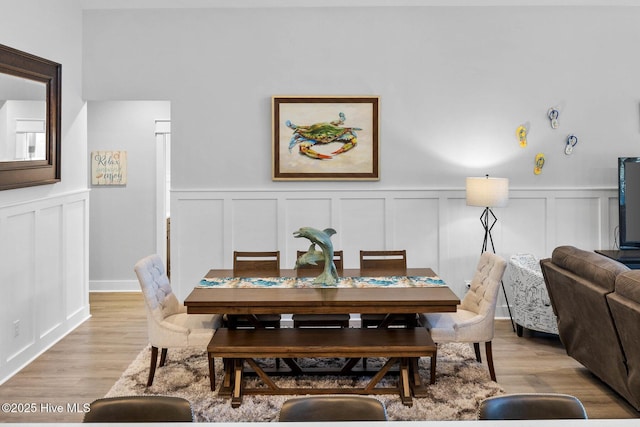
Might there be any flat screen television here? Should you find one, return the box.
[618,157,640,249]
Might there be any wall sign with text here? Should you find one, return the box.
[91,151,127,185]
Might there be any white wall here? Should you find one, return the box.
[0,0,89,385]
[82,6,636,308]
[87,101,170,291]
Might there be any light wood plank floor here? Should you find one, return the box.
[0,292,637,422]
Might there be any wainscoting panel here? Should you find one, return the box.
[172,198,225,300]
[171,188,618,317]
[554,197,602,251]
[36,205,64,340]
[285,198,332,267]
[5,211,36,363]
[339,198,387,266]
[0,191,90,386]
[231,198,279,252]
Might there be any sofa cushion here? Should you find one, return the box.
[551,246,629,292]
[614,270,640,303]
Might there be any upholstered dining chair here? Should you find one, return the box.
[478,393,588,420]
[293,250,350,328]
[419,252,507,381]
[134,254,222,386]
[229,251,281,329]
[83,396,194,422]
[359,250,415,328]
[279,395,388,422]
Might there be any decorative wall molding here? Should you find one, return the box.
[169,187,618,320]
[0,190,90,385]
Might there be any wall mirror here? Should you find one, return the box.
[0,44,61,190]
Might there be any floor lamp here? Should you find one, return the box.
[466,175,515,332]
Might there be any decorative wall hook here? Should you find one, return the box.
[565,134,578,155]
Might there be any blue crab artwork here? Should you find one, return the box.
[286,112,362,160]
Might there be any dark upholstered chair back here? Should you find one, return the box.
[478,393,587,420]
[279,395,387,422]
[83,396,194,422]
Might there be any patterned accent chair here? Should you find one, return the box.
[420,252,507,381]
[134,254,222,386]
[509,254,558,336]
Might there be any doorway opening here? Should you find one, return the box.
[156,120,171,275]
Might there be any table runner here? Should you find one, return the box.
[199,275,446,289]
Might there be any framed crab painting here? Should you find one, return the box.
[272,96,379,180]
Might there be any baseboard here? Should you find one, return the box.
[89,280,139,292]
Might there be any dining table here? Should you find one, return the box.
[183,267,460,405]
[185,267,459,319]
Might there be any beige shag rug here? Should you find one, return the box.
[106,342,503,422]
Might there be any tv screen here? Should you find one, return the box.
[619,157,640,249]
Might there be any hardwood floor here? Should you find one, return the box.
[0,292,637,422]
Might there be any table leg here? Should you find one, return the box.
[208,352,215,391]
[218,358,233,397]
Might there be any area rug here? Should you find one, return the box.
[106,342,503,422]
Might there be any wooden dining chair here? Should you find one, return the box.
[359,249,407,273]
[293,250,350,328]
[359,250,416,328]
[229,251,281,329]
[233,250,281,276]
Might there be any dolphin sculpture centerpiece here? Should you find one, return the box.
[293,227,339,285]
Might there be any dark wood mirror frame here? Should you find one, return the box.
[0,44,61,190]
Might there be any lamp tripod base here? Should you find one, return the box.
[479,207,515,333]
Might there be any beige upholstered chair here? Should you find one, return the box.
[420,252,507,381]
[359,250,415,328]
[293,250,350,328]
[134,254,222,386]
[478,393,588,420]
[83,396,194,422]
[279,396,387,422]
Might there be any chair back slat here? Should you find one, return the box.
[233,251,280,276]
[360,250,407,275]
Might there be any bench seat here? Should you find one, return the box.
[208,327,437,407]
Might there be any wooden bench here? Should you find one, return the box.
[208,327,437,407]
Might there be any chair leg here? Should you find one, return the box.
[473,342,482,363]
[485,341,496,381]
[160,348,168,367]
[148,346,159,386]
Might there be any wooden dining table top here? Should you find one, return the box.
[184,268,460,315]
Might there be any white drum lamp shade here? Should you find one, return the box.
[466,176,509,208]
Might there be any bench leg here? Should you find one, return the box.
[399,358,413,407]
[231,358,244,408]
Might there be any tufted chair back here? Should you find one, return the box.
[459,252,506,342]
[135,254,183,321]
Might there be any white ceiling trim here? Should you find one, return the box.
[82,0,640,10]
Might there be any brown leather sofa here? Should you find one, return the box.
[540,246,640,411]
